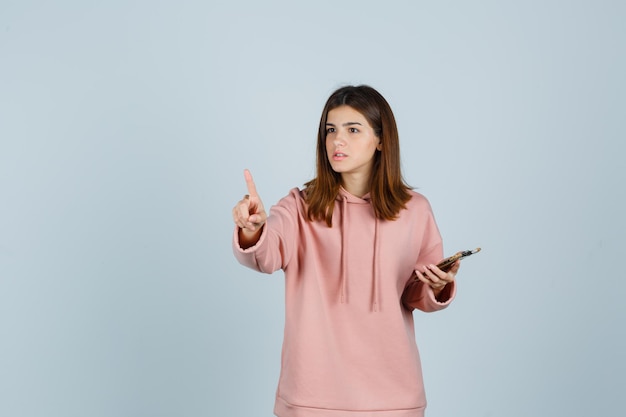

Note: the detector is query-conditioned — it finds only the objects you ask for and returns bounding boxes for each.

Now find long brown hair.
[304,85,412,226]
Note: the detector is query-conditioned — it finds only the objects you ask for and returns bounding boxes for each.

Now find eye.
[349,127,359,133]
[326,127,336,134]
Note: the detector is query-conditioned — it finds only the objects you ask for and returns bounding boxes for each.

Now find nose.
[333,131,345,147]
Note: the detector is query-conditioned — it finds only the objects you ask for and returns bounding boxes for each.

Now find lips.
[332,151,347,161]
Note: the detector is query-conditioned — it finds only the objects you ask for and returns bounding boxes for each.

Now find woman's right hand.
[232,169,267,247]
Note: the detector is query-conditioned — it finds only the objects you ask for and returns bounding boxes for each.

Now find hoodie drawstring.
[372,218,380,312]
[340,195,348,304]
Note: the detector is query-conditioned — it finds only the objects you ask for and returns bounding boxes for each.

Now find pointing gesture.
[233,169,267,248]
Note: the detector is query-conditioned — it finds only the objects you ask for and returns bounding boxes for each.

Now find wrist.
[238,226,263,249]
[433,283,452,302]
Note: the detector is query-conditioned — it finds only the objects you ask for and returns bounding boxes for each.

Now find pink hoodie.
[233,187,456,417]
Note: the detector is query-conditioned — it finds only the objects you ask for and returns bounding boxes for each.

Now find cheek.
[325,137,333,152]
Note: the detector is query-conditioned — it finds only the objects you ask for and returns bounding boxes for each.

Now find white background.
[1,1,624,416]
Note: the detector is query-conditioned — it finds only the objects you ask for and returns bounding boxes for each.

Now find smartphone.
[436,247,481,272]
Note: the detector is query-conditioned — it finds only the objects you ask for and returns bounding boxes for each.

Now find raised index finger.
[243,169,259,197]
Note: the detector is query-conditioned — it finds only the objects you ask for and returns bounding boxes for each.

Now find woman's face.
[325,105,381,180]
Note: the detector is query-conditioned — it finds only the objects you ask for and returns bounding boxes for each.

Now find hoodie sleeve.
[401,195,457,312]
[232,188,300,274]
[401,241,457,312]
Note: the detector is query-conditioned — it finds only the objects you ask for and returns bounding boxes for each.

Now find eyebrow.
[325,122,363,127]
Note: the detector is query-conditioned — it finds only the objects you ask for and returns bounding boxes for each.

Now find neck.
[341,174,370,198]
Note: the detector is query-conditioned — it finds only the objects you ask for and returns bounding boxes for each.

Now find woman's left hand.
[415,260,460,298]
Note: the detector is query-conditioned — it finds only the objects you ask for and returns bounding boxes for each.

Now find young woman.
[232,85,460,417]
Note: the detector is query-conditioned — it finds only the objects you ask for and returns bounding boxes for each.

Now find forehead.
[326,105,370,125]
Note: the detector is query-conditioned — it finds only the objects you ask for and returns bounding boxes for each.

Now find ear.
[376,141,382,151]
